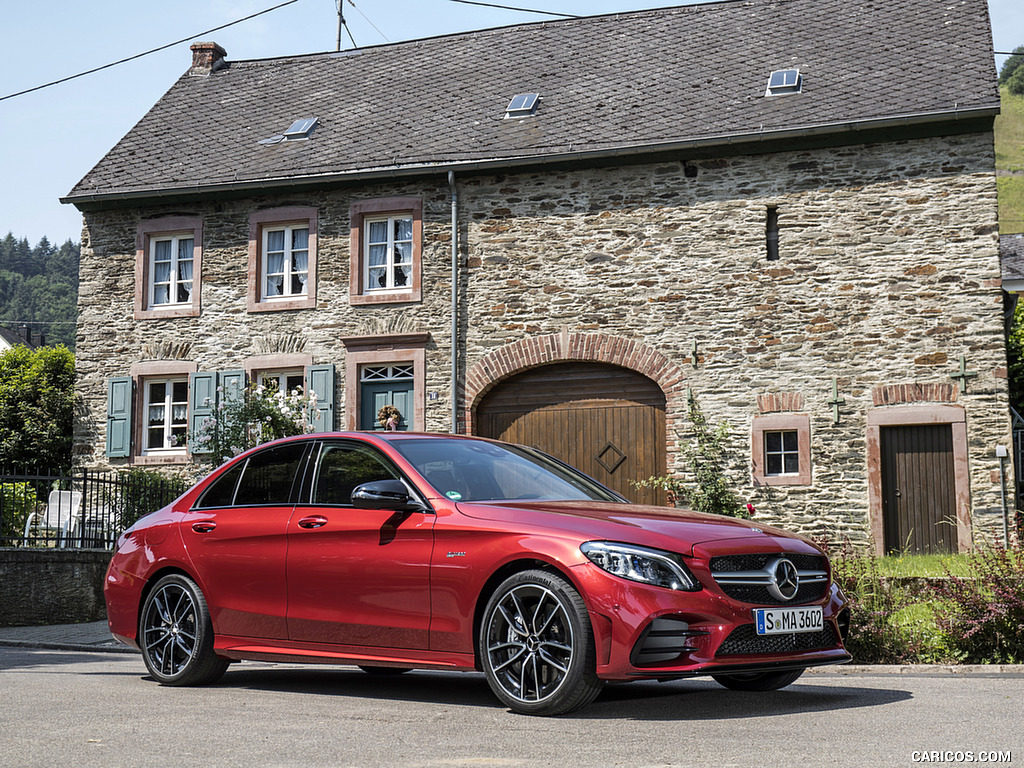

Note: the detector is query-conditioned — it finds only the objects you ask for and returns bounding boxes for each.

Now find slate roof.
[1002,233,1024,285]
[65,0,1000,204]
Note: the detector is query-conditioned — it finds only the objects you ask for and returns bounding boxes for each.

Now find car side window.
[311,443,400,506]
[195,462,245,508]
[233,442,309,506]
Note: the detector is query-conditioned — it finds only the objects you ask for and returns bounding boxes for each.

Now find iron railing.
[0,467,188,550]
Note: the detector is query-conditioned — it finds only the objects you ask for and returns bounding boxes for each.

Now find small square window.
[764,430,800,475]
[752,413,811,486]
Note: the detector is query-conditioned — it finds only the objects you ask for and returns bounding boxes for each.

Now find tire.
[358,666,411,675]
[711,668,805,691]
[139,574,229,686]
[479,569,603,716]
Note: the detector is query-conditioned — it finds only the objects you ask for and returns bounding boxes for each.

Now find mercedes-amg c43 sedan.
[104,432,851,715]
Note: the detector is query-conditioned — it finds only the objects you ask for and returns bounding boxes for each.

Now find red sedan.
[104,433,851,715]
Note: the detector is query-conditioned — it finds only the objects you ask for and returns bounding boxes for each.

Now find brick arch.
[462,330,688,435]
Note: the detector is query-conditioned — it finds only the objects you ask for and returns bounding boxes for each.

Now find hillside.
[996,86,1024,234]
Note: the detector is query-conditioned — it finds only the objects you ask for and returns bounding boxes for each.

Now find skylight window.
[505,93,539,118]
[258,117,320,145]
[765,69,802,97]
[283,117,319,138]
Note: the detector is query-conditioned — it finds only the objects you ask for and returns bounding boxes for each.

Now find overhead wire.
[0,0,301,103]
[447,0,581,18]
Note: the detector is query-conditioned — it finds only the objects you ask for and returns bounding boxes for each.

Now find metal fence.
[0,467,188,550]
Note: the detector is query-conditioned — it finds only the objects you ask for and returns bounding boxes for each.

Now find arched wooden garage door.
[475,363,667,506]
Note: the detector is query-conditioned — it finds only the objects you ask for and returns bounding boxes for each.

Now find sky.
[1,0,1022,247]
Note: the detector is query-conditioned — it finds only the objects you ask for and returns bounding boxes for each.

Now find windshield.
[391,439,624,503]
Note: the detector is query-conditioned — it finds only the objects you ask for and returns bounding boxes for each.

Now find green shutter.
[189,372,218,454]
[106,377,133,458]
[220,370,245,404]
[306,364,335,433]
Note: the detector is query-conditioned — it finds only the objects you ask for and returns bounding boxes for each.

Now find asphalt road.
[1,647,1021,768]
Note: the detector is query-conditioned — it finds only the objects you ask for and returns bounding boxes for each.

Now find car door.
[180,441,310,639]
[286,440,435,649]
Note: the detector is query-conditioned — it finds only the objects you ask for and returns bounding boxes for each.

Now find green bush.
[190,381,315,467]
[830,545,932,663]
[0,481,37,543]
[110,468,190,532]
[930,544,1024,663]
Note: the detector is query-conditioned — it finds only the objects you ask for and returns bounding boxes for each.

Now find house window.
[144,378,189,454]
[263,226,309,299]
[257,369,306,394]
[365,216,413,292]
[248,207,318,312]
[349,198,422,305]
[135,217,203,319]
[764,430,799,475]
[751,413,811,486]
[150,235,194,306]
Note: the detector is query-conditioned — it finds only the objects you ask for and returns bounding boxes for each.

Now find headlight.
[580,541,700,591]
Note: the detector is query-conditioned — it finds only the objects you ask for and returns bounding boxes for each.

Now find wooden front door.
[880,424,957,554]
[475,363,667,505]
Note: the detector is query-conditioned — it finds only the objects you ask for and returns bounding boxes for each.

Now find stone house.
[64,0,1009,554]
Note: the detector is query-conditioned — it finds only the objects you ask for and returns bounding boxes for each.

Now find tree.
[634,394,748,517]
[0,345,75,470]
[999,45,1024,86]
[1008,301,1024,415]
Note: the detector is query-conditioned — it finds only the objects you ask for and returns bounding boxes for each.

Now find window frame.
[349,198,423,305]
[128,361,199,465]
[248,207,318,312]
[751,413,811,486]
[135,217,203,319]
[143,377,190,455]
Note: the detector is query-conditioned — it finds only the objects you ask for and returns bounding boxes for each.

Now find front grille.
[716,623,838,657]
[710,553,826,573]
[710,552,830,605]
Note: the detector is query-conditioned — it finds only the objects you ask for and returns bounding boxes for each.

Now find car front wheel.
[711,668,805,691]
[139,574,228,686]
[480,569,603,716]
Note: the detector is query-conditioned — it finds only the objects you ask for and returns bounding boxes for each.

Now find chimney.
[31,330,45,348]
[189,42,227,76]
[17,324,31,344]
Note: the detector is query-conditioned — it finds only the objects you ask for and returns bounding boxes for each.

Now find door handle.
[297,515,328,529]
[191,521,217,533]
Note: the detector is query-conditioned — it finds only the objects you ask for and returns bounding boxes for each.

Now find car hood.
[455,499,810,556]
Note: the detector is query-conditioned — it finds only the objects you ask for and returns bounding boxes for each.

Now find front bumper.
[572,560,851,681]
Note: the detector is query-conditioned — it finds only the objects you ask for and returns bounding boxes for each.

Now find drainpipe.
[997,445,1010,546]
[449,170,458,434]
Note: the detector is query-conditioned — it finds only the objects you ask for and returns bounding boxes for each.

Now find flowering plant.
[376,404,403,431]
[191,382,318,466]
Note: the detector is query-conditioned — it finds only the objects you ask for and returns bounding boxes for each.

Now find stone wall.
[72,129,1010,549]
[0,549,109,627]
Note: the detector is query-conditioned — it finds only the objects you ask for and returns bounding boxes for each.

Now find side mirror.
[351,479,421,511]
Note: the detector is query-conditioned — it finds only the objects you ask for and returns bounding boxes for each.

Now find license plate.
[754,606,823,635]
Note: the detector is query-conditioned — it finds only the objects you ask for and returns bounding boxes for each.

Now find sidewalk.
[0,620,137,654]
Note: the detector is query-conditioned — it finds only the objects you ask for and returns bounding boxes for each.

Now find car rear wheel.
[711,668,805,691]
[480,569,603,716]
[139,574,228,686]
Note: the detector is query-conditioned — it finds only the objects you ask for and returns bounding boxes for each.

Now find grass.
[872,553,971,578]
[996,86,1024,234]
[995,87,1024,172]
